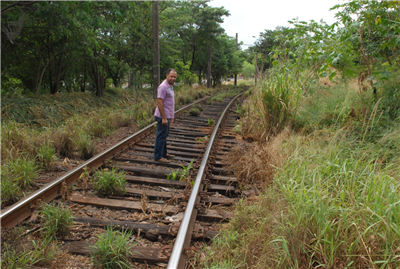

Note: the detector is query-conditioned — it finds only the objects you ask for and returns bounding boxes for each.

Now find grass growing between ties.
[1,227,59,269]
[202,70,400,268]
[92,168,127,196]
[168,160,195,182]
[40,202,74,237]
[91,226,134,269]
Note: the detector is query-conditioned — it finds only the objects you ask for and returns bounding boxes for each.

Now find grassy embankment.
[202,70,400,268]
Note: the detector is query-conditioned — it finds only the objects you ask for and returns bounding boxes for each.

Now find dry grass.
[225,128,291,190]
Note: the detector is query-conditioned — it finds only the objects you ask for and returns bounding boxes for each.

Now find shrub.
[92,168,127,196]
[91,227,134,269]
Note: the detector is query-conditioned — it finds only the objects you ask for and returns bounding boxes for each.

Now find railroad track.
[1,91,245,268]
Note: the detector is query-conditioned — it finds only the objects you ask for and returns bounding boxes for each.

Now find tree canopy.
[1,0,242,97]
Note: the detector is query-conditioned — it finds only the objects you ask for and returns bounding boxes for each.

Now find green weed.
[87,117,109,138]
[260,69,302,135]
[1,234,58,268]
[92,168,127,196]
[1,243,37,269]
[0,173,20,205]
[167,160,195,182]
[77,133,95,160]
[36,143,56,170]
[91,226,134,269]
[207,118,215,126]
[40,202,73,237]
[3,155,38,189]
[189,107,201,116]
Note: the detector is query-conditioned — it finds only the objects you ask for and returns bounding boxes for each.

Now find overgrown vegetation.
[205,71,400,268]
[203,1,400,267]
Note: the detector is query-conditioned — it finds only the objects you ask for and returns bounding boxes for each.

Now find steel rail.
[1,97,209,229]
[167,92,243,269]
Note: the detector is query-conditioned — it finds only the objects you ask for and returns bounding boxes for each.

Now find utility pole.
[234,33,238,86]
[255,51,258,85]
[152,1,160,99]
[207,46,212,88]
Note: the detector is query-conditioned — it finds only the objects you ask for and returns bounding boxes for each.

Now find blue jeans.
[154,116,170,160]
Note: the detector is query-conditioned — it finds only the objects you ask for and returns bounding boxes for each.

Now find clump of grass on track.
[91,226,134,269]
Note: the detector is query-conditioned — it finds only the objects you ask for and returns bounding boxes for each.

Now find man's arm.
[157,98,168,126]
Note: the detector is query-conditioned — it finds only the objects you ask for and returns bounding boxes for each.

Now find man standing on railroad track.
[154,68,177,162]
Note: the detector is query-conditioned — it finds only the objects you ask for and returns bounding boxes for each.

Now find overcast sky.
[208,0,342,49]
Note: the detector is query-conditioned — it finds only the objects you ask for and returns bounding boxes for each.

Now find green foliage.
[3,155,38,189]
[91,226,134,269]
[167,169,183,181]
[175,61,197,84]
[1,234,58,269]
[36,143,56,170]
[1,74,25,97]
[40,202,73,237]
[1,242,36,269]
[92,168,127,196]
[240,61,255,80]
[167,160,194,182]
[1,1,236,96]
[1,223,59,269]
[0,172,20,205]
[189,107,200,116]
[378,71,400,119]
[207,118,215,126]
[52,129,76,158]
[261,70,302,135]
[293,83,358,131]
[76,133,96,160]
[189,105,202,116]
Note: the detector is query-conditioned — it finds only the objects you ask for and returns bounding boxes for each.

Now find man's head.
[166,68,177,86]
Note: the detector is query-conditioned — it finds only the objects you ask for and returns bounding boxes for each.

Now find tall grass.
[239,69,302,140]
[260,70,302,135]
[203,72,400,268]
[271,134,400,267]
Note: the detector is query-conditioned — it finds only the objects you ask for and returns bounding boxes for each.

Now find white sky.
[208,0,342,49]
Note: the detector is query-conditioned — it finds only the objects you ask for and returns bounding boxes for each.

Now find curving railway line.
[1,91,247,268]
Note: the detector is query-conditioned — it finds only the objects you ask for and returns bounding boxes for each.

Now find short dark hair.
[166,68,177,75]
